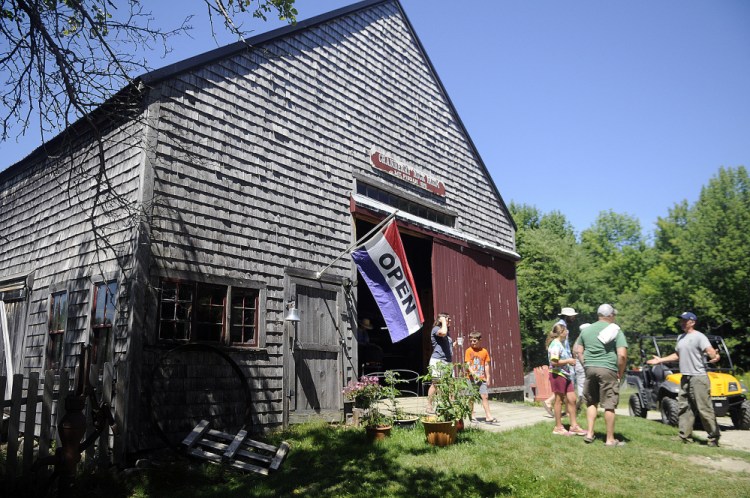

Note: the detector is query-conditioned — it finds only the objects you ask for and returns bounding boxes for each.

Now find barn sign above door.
[369,147,446,197]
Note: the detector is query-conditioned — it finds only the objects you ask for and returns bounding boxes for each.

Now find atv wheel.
[730,400,750,430]
[629,394,647,418]
[660,397,679,426]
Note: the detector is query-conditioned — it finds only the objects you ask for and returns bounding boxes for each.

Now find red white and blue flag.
[351,220,424,343]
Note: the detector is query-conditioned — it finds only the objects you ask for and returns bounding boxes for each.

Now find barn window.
[91,281,118,372]
[356,183,456,226]
[46,291,67,371]
[158,280,261,347]
[230,288,259,347]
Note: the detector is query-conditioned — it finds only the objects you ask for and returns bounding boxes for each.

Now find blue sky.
[3,0,749,237]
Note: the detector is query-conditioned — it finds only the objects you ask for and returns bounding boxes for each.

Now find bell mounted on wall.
[284,301,300,322]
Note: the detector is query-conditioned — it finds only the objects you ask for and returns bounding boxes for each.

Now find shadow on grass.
[242,424,512,498]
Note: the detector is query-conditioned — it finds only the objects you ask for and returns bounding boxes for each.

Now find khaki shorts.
[583,366,620,410]
[429,358,449,378]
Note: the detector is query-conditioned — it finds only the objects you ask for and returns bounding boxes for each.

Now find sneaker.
[568,426,588,436]
[552,427,572,436]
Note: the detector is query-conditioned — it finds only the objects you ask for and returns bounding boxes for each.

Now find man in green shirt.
[574,304,628,446]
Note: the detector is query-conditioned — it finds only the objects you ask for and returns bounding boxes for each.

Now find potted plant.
[383,371,418,429]
[419,362,480,445]
[342,375,397,441]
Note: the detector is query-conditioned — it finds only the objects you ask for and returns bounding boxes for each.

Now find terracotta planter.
[422,419,458,446]
[365,425,392,442]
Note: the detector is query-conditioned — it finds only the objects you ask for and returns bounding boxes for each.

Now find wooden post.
[38,370,55,466]
[22,372,39,473]
[113,361,128,466]
[6,374,23,486]
[56,369,70,446]
[98,363,114,468]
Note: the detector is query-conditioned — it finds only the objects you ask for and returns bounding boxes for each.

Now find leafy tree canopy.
[512,167,750,370]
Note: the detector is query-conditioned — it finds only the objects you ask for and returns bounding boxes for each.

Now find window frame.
[157,276,265,349]
[46,288,68,371]
[90,279,118,374]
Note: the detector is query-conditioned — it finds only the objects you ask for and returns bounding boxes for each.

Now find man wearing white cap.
[543,308,578,416]
[647,311,720,446]
[574,304,628,446]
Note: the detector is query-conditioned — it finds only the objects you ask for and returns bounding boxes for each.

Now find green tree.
[580,210,649,296]
[671,167,750,363]
[510,202,592,368]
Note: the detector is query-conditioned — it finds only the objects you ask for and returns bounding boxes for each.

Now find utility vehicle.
[626,335,750,430]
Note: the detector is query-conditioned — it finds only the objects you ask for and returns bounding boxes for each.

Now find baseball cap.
[597,304,617,317]
[677,311,697,321]
[559,307,578,317]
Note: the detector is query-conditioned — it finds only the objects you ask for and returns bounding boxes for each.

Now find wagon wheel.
[147,343,253,449]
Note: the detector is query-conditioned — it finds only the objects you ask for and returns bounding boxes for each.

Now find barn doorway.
[354,218,433,390]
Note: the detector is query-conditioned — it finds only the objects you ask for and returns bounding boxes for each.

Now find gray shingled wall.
[0,118,144,373]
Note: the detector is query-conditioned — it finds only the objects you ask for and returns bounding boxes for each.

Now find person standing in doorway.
[544,307,578,416]
[574,304,628,446]
[426,313,456,414]
[356,318,383,375]
[647,311,721,446]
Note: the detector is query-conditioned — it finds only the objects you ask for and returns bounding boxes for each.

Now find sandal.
[605,439,625,447]
[583,436,595,444]
[543,404,553,417]
[485,418,498,423]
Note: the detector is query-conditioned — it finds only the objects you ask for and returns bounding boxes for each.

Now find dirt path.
[618,410,750,453]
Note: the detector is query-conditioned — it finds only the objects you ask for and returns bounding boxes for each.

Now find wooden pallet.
[181,420,290,475]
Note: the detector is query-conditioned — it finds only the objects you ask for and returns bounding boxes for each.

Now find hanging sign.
[351,220,424,343]
[369,147,446,197]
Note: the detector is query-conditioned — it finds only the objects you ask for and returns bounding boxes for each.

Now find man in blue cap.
[647,311,721,446]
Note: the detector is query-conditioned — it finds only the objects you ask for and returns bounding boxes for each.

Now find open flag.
[351,220,424,343]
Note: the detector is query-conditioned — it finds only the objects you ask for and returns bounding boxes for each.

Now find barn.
[0,0,522,455]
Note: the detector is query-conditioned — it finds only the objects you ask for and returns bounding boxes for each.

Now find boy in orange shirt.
[465,330,497,423]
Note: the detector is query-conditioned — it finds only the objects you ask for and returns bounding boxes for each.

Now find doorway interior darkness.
[354,218,434,386]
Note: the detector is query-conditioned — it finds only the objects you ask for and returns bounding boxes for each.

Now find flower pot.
[366,425,392,442]
[393,417,419,429]
[455,419,465,432]
[422,419,458,446]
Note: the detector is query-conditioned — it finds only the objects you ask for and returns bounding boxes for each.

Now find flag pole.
[315,210,399,280]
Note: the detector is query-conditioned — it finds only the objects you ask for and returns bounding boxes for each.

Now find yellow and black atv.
[626,335,750,430]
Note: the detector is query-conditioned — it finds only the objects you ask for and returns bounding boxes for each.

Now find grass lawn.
[65,413,750,498]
